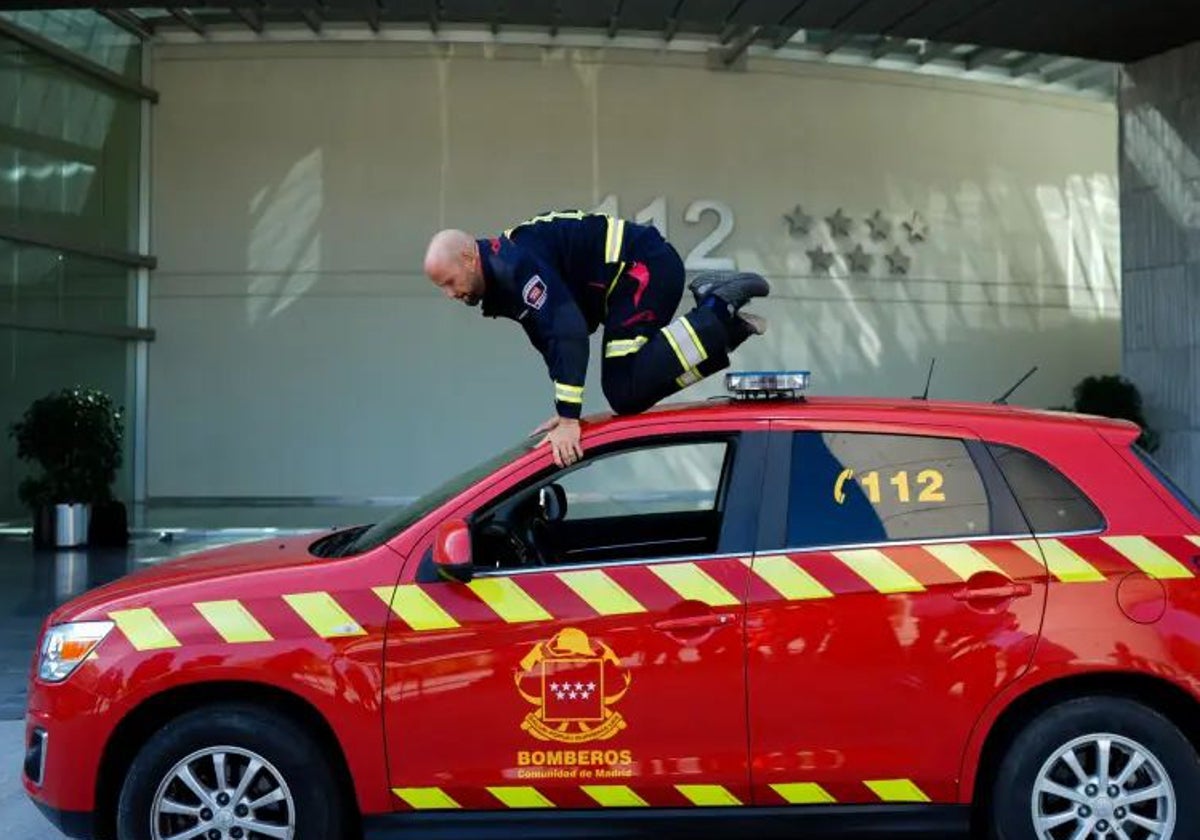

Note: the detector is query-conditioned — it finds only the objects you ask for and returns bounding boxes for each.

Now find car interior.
[467,438,737,571]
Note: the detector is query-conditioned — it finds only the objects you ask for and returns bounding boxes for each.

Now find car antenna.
[913,357,936,400]
[994,365,1038,405]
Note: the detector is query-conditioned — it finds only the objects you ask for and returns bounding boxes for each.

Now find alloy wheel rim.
[150,745,295,840]
[1032,732,1175,840]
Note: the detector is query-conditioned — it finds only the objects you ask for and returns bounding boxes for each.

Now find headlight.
[39,621,113,683]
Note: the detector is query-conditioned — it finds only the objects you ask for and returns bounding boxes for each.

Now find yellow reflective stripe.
[487,786,555,808]
[557,570,646,615]
[676,368,702,387]
[661,324,689,371]
[664,319,707,369]
[467,578,553,623]
[605,337,648,358]
[393,787,461,809]
[923,543,1006,580]
[110,608,181,651]
[1103,536,1194,579]
[604,261,626,309]
[1189,535,1200,548]
[282,592,366,638]
[554,382,584,404]
[749,555,834,600]
[650,562,739,606]
[834,549,925,594]
[865,779,930,802]
[605,217,625,261]
[680,317,709,365]
[194,600,272,643]
[771,783,837,804]
[374,585,460,631]
[1016,539,1105,583]
[507,209,589,237]
[675,785,741,806]
[582,785,648,807]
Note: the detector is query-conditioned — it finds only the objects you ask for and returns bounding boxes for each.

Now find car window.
[987,443,1104,535]
[787,432,991,549]
[557,442,728,519]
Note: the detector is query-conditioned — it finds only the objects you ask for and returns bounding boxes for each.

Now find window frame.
[758,424,1031,554]
[415,428,770,580]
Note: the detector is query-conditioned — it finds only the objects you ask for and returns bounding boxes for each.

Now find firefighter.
[423,211,769,467]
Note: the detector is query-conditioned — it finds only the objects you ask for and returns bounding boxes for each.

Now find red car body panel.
[21,398,1200,829]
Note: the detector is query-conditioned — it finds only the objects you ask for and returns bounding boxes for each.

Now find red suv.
[23,376,1200,840]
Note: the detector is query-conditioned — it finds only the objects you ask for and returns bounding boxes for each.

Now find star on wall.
[783,204,813,236]
[885,247,912,276]
[903,211,928,243]
[847,243,872,274]
[826,208,853,238]
[866,209,891,241]
[807,245,834,274]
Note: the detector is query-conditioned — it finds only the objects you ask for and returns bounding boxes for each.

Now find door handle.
[653,613,734,632]
[953,582,1032,601]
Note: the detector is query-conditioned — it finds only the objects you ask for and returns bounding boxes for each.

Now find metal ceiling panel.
[826,0,936,33]
[4,0,1195,63]
[886,0,997,41]
[723,0,799,27]
[619,0,680,30]
[780,0,870,31]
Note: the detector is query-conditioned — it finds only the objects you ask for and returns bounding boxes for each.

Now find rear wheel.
[990,696,1200,840]
[116,703,349,840]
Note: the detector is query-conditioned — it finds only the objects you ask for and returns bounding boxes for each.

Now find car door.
[381,422,767,813]
[746,423,1047,807]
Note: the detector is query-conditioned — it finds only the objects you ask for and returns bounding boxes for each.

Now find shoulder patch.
[523,275,548,310]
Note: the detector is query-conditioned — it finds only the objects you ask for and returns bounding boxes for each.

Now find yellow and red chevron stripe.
[391,778,934,809]
[103,535,1199,651]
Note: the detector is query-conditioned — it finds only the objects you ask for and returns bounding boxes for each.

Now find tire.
[990,696,1200,840]
[116,703,349,840]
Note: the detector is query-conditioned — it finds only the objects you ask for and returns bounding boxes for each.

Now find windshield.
[340,436,539,555]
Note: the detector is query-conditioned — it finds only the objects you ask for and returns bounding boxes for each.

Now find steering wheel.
[519,484,567,567]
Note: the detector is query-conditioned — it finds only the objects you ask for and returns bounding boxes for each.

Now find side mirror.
[432,518,473,582]
[539,484,567,523]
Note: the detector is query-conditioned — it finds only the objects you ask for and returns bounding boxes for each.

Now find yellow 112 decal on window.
[833,468,946,505]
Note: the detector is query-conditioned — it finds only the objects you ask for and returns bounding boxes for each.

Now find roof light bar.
[726,370,811,400]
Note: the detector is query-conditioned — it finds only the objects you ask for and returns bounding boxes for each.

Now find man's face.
[428,250,485,307]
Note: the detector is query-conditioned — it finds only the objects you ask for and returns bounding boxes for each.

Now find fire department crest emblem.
[515,628,631,743]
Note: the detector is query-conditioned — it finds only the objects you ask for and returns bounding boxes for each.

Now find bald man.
[425,211,768,467]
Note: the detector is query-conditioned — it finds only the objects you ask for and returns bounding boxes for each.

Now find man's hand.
[540,418,583,468]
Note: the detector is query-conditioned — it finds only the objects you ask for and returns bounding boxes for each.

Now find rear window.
[987,444,1104,534]
[1133,446,1200,522]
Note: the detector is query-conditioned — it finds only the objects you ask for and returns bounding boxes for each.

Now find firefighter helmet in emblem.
[515,628,631,743]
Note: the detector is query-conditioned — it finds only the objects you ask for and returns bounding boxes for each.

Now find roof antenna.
[913,357,936,400]
[994,365,1038,405]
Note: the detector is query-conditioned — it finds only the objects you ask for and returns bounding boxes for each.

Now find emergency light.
[726,370,810,400]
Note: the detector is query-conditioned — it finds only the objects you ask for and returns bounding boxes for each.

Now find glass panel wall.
[0,32,141,251]
[0,13,143,525]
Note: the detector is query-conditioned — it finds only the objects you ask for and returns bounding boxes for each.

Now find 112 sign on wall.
[591,195,736,271]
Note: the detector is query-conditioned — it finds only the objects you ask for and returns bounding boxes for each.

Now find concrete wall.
[148,41,1119,506]
[1120,40,1200,500]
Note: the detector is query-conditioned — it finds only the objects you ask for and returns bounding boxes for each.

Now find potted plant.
[1070,374,1160,453]
[9,386,127,549]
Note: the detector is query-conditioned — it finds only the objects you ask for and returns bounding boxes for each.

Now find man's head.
[424,229,485,306]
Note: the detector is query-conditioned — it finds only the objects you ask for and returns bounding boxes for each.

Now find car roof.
[582,395,1142,438]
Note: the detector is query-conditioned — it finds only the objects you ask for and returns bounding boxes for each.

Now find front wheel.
[990,696,1200,840]
[116,703,349,840]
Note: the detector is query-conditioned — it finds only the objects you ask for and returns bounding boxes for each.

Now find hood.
[50,532,332,623]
